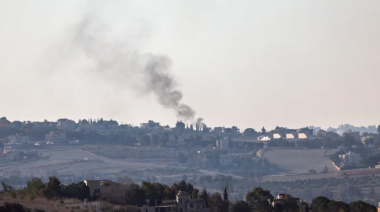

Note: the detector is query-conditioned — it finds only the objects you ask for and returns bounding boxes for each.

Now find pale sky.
[1,0,380,130]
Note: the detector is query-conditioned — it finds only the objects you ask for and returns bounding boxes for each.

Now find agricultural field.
[263,148,338,175]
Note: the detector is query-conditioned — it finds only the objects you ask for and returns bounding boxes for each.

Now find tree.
[160,133,170,147]
[171,180,194,195]
[377,125,380,134]
[1,181,14,192]
[274,194,299,212]
[243,128,257,137]
[349,200,377,212]
[40,176,61,199]
[312,196,330,212]
[191,188,199,199]
[232,200,250,212]
[223,187,228,201]
[328,200,349,212]
[139,134,151,146]
[175,121,185,130]
[245,187,274,212]
[208,192,224,212]
[200,188,209,207]
[261,127,266,134]
[125,184,146,206]
[61,182,90,200]
[26,177,44,197]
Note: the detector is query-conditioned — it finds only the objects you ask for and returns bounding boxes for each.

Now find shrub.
[10,192,17,199]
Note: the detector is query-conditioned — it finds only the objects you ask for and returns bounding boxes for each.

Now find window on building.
[179,199,182,203]
[190,204,194,208]
[180,209,183,212]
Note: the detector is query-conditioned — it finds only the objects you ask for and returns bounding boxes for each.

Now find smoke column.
[66,15,196,121]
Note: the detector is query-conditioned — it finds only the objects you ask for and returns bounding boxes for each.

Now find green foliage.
[232,200,250,212]
[328,200,349,212]
[199,187,208,206]
[208,192,223,212]
[312,196,331,212]
[61,182,90,200]
[38,176,61,199]
[245,187,274,212]
[349,200,377,212]
[191,188,199,199]
[1,181,14,192]
[26,177,44,197]
[362,153,380,167]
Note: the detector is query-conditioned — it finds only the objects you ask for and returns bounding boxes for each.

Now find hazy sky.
[1,0,380,130]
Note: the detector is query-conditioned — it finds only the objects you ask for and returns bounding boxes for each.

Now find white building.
[216,137,230,150]
[273,133,281,140]
[257,135,271,141]
[339,151,361,165]
[298,133,308,139]
[7,135,30,144]
[286,134,295,140]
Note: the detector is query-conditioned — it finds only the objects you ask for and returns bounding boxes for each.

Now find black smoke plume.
[67,15,196,121]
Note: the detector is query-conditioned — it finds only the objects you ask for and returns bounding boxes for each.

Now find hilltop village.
[1,117,380,207]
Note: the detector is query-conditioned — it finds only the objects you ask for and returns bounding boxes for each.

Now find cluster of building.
[82,180,209,212]
[74,179,306,212]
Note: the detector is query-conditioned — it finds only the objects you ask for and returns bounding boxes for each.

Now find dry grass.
[0,193,81,212]
[264,149,337,174]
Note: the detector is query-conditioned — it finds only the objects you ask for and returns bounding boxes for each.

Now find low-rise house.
[45,131,66,143]
[297,133,308,139]
[339,151,361,166]
[84,180,127,203]
[286,134,295,140]
[7,134,30,144]
[138,191,209,212]
[216,137,230,150]
[213,127,224,133]
[257,135,271,141]
[273,133,281,140]
[273,193,301,208]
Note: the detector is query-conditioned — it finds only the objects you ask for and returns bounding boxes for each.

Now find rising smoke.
[67,15,197,121]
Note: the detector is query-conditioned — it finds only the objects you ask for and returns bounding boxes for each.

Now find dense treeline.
[1,176,90,200]
[1,175,378,212]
